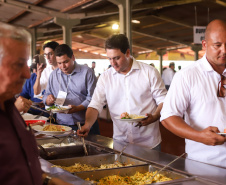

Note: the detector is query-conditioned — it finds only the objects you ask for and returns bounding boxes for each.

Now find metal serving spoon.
[146,152,186,184]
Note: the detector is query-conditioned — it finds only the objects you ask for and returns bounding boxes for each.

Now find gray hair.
[0,22,31,64]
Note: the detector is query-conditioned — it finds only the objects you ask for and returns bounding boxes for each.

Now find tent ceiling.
[0,0,226,59]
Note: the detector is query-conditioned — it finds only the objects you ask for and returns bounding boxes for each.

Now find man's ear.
[202,40,207,51]
[72,54,75,61]
[126,49,130,57]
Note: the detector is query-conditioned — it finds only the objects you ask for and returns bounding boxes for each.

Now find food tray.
[48,153,147,173]
[36,138,109,159]
[76,164,194,184]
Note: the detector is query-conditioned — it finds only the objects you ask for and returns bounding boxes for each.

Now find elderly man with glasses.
[160,19,226,168]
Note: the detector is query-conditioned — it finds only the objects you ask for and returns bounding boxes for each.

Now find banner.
[193,26,206,44]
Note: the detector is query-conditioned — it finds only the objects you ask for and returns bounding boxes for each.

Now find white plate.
[217,133,226,136]
[22,113,48,121]
[45,105,71,113]
[32,124,72,135]
[115,115,147,122]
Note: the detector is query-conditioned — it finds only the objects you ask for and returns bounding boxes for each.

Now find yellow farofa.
[90,171,172,185]
[53,162,132,173]
[43,125,65,131]
[129,114,145,119]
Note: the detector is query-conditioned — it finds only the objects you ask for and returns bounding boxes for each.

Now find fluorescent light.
[132,20,140,24]
[112,23,119,30]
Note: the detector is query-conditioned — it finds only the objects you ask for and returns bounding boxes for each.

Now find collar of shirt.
[112,57,140,75]
[202,53,226,77]
[201,53,217,72]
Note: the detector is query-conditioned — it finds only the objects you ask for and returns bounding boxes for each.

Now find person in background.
[161,62,175,90]
[0,22,71,185]
[19,54,48,116]
[77,34,167,149]
[91,61,96,74]
[33,41,59,96]
[150,63,155,68]
[161,19,226,167]
[43,44,100,134]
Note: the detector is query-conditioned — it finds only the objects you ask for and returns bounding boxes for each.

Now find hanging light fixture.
[112,23,119,30]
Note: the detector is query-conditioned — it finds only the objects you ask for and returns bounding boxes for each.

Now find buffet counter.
[39,135,226,185]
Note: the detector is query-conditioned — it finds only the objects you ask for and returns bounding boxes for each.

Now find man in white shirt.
[160,19,226,167]
[161,62,175,90]
[33,41,59,96]
[77,34,167,149]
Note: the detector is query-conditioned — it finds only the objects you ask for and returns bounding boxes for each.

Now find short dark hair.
[43,41,59,51]
[54,44,73,58]
[105,34,130,54]
[169,62,175,67]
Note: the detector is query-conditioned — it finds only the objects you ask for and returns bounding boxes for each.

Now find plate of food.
[31,124,72,135]
[115,112,147,122]
[45,105,71,113]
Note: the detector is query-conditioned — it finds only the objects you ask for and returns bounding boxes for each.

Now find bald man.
[160,19,226,167]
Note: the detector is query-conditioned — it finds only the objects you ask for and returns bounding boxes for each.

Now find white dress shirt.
[162,68,175,86]
[161,54,226,167]
[89,58,167,148]
[34,65,54,97]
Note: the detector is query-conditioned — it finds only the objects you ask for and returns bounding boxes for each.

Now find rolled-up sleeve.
[88,73,107,114]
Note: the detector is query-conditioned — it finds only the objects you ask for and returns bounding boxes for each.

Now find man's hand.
[67,105,86,114]
[199,126,226,146]
[46,95,56,105]
[15,96,32,113]
[77,124,91,137]
[138,113,158,127]
[36,63,45,78]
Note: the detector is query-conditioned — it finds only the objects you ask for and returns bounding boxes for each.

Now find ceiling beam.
[132,30,189,46]
[0,0,85,19]
[215,0,226,7]
[133,0,203,9]
[6,0,45,23]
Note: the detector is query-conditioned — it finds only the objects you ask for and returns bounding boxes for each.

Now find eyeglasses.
[43,52,53,58]
[217,75,226,97]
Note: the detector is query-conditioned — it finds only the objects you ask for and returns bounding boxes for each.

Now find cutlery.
[77,122,88,156]
[115,143,129,162]
[146,152,186,184]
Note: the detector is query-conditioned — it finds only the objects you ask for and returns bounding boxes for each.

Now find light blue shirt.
[43,62,97,125]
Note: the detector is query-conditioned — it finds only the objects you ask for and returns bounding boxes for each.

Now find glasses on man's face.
[43,52,53,58]
[217,75,226,97]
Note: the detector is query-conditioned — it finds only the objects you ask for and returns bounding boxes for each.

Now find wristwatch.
[43,175,52,185]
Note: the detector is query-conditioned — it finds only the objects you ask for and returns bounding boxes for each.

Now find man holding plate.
[43,44,100,134]
[77,34,167,149]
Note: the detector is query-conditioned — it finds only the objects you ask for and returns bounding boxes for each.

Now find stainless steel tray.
[48,153,147,173]
[36,138,109,160]
[76,164,194,184]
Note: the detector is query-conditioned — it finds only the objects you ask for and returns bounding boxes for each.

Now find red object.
[224,128,226,133]
[25,120,46,126]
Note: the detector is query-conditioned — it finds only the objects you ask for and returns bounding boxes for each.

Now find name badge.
[55,90,67,106]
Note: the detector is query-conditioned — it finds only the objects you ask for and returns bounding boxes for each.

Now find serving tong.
[77,122,88,156]
[30,105,54,120]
